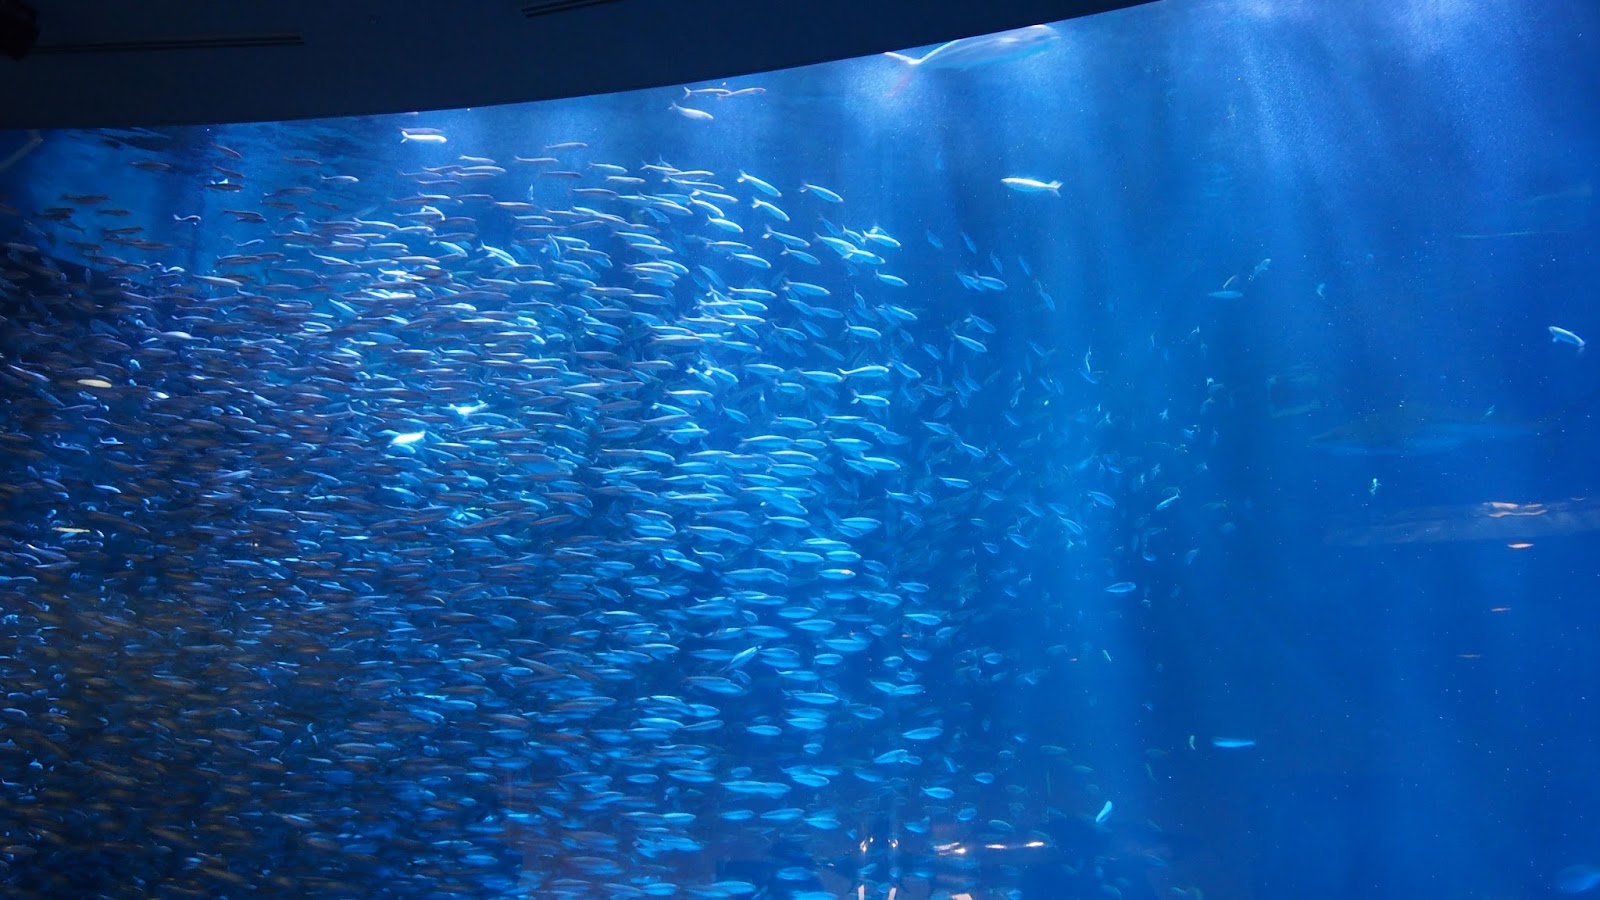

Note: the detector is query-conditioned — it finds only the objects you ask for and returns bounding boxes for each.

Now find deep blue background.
[2,0,1598,897]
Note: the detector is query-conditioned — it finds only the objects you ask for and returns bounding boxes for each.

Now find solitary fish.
[884,24,1061,70]
[400,129,447,144]
[1550,325,1586,354]
[1002,177,1062,195]
[670,103,715,122]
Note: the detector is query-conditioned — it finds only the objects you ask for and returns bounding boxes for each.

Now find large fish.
[1310,405,1542,456]
[1324,496,1600,547]
[1454,179,1594,240]
[883,24,1061,70]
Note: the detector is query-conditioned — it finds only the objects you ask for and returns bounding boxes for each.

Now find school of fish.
[0,118,1226,900]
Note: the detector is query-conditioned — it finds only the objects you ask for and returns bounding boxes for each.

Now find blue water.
[1,1,1598,898]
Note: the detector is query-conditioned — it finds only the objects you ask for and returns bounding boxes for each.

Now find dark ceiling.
[0,0,1154,130]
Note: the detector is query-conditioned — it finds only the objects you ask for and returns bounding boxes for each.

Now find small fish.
[737,171,781,197]
[723,646,759,671]
[670,103,715,121]
[0,125,1261,900]
[751,198,789,221]
[1549,325,1586,353]
[1211,737,1256,749]
[800,183,844,203]
[1001,177,1062,195]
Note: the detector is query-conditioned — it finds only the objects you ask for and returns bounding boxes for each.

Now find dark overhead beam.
[0,0,1155,130]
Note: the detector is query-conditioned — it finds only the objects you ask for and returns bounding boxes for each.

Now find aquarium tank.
[2,0,1599,897]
